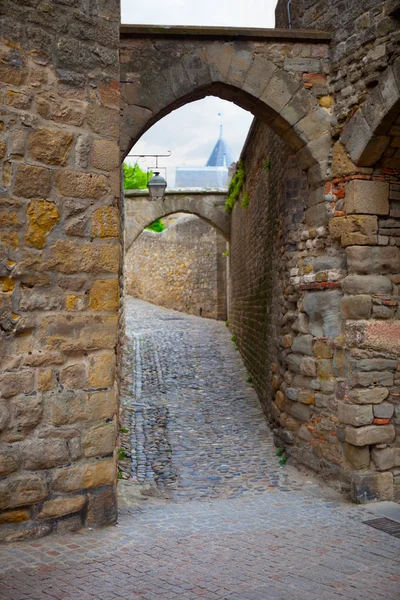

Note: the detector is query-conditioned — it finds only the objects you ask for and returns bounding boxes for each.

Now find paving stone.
[0,299,399,599]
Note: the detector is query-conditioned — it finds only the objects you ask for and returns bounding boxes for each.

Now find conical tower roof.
[206,126,235,167]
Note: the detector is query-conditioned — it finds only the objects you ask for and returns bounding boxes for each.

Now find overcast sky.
[121,1,278,187]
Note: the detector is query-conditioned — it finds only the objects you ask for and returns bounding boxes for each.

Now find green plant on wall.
[225,160,245,211]
[123,162,152,190]
[146,219,165,233]
[123,163,164,233]
[263,158,271,172]
[241,190,250,209]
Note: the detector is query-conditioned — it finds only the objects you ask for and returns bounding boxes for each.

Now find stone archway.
[124,190,230,251]
[120,25,332,189]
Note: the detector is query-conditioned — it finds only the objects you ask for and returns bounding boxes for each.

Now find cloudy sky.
[121,1,278,186]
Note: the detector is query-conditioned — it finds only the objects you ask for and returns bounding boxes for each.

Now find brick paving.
[0,298,399,599]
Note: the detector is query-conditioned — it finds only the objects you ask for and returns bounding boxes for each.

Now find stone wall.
[227,1,400,501]
[276,0,400,170]
[230,116,400,499]
[125,215,228,320]
[0,0,121,539]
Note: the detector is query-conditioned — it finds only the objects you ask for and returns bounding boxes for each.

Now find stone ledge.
[120,25,332,42]
[124,188,228,197]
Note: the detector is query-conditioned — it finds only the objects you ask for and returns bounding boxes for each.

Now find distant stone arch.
[341,57,400,167]
[125,190,230,251]
[120,26,332,188]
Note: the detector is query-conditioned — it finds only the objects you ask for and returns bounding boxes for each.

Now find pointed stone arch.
[120,26,332,188]
[341,57,400,167]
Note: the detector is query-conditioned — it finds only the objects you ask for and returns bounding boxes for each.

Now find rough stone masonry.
[125,215,228,320]
[0,0,400,540]
[0,0,122,540]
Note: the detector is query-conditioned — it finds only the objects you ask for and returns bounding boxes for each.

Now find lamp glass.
[148,171,167,200]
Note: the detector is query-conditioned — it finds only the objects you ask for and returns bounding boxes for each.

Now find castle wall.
[125,216,227,321]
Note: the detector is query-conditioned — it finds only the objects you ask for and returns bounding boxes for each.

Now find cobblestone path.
[0,298,399,600]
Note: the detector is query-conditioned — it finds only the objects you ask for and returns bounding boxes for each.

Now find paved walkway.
[0,298,399,600]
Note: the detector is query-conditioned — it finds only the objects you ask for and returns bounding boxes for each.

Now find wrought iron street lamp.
[126,151,171,201]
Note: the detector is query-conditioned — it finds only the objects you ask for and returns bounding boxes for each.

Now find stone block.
[52,458,115,493]
[312,339,333,359]
[0,474,47,510]
[300,357,317,377]
[8,130,25,156]
[38,495,86,520]
[337,402,373,426]
[28,129,73,166]
[261,69,300,114]
[297,390,314,405]
[295,108,331,143]
[12,394,43,429]
[50,389,87,426]
[340,295,372,319]
[91,206,120,238]
[286,354,302,373]
[85,485,117,528]
[89,279,119,311]
[22,439,69,470]
[350,472,393,503]
[373,402,394,419]
[292,334,313,355]
[329,215,378,246]
[346,246,400,274]
[345,424,395,446]
[348,387,389,405]
[83,421,116,458]
[0,445,20,476]
[298,424,312,441]
[344,180,389,215]
[303,290,342,339]
[0,510,30,524]
[284,58,321,72]
[242,55,277,99]
[91,139,119,171]
[350,358,398,372]
[45,240,120,274]
[344,443,370,469]
[86,390,117,421]
[371,447,400,471]
[60,364,87,389]
[13,164,51,198]
[331,142,358,178]
[346,319,400,354]
[88,351,116,388]
[285,388,299,401]
[20,288,63,311]
[349,370,394,387]
[275,390,286,411]
[342,275,393,295]
[372,305,394,319]
[40,314,118,353]
[0,404,10,432]
[75,134,91,168]
[0,371,34,398]
[305,202,329,227]
[55,170,108,199]
[25,200,60,249]
[286,400,312,421]
[86,103,119,138]
[56,514,83,533]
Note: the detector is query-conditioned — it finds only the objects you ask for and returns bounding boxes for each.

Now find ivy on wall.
[225,161,245,211]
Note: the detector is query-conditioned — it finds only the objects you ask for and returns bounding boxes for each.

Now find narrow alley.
[0,299,399,600]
